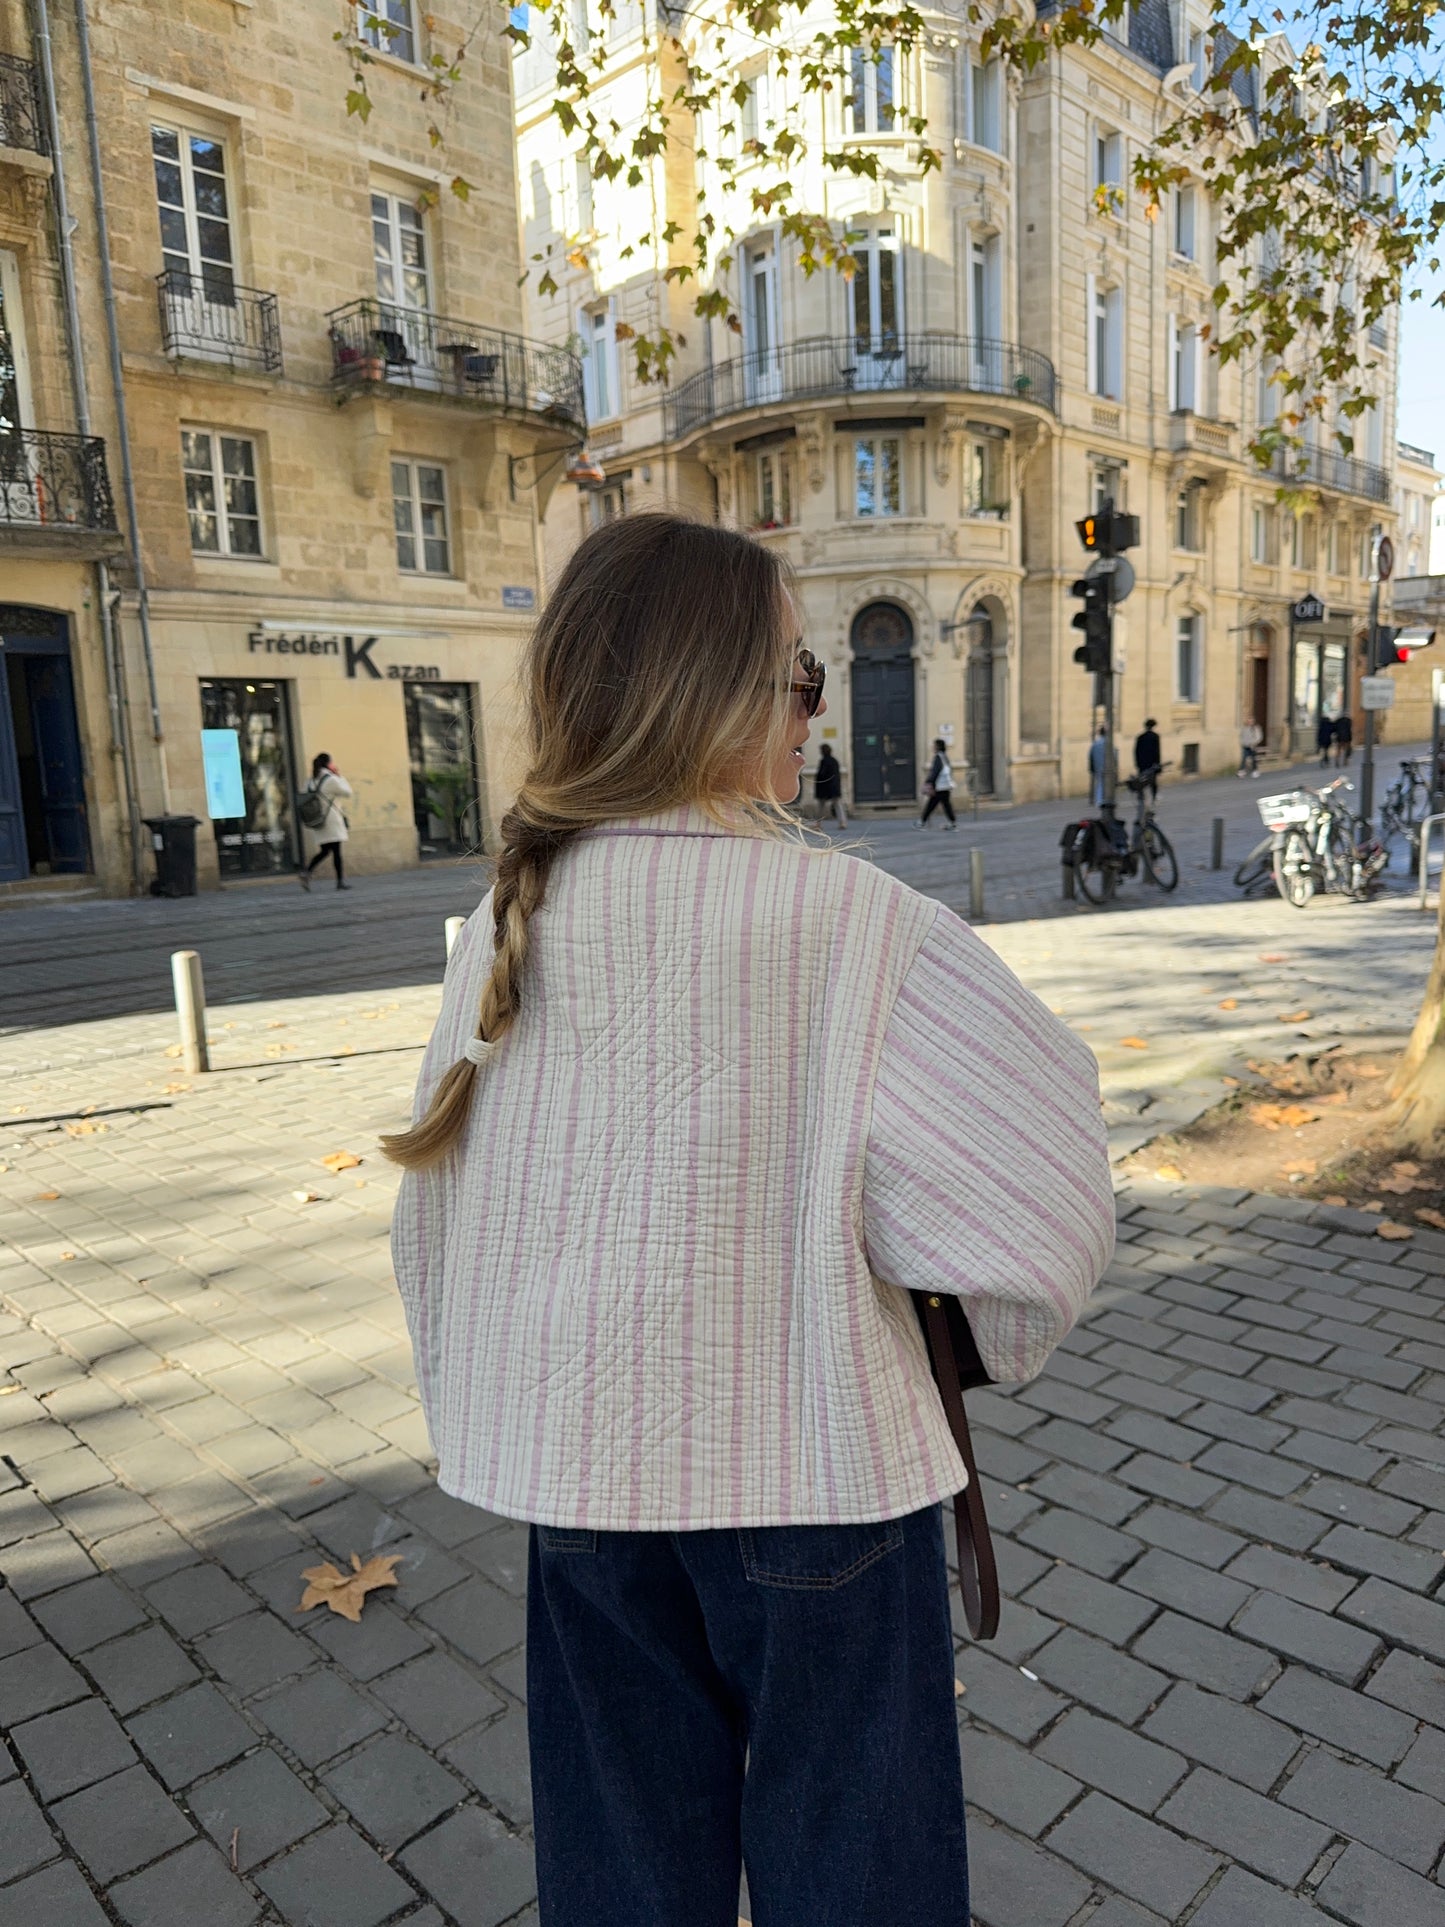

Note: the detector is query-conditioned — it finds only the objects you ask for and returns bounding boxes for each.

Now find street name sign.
[1360,676,1397,710]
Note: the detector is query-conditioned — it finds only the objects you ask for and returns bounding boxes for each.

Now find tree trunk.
[1390,883,1445,1149]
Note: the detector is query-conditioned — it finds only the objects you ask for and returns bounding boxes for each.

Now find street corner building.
[0,0,581,896]
[514,0,1407,809]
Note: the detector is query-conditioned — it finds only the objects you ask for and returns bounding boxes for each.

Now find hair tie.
[462,1035,498,1066]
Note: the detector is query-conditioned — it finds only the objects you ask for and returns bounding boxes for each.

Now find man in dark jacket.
[813,743,847,827]
[1317,712,1335,766]
[1333,709,1354,765]
[1133,719,1162,800]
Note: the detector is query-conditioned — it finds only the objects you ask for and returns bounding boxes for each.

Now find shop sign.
[247,630,440,681]
[1291,594,1325,624]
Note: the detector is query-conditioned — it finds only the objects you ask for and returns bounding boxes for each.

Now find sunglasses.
[789,647,826,718]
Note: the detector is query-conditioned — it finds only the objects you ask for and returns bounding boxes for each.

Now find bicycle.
[1263,778,1387,908]
[1379,756,1432,860]
[1063,763,1178,903]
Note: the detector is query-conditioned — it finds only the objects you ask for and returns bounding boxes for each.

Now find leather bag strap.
[920,1293,1000,1642]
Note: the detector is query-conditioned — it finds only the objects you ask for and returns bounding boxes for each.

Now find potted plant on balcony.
[333,337,384,383]
[1013,371,1033,395]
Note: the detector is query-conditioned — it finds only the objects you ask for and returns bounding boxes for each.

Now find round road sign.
[1086,555,1136,605]
[1377,535,1394,581]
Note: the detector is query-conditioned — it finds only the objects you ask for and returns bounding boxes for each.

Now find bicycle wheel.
[1141,823,1179,891]
[1233,835,1276,895]
[1074,828,1116,903]
[1273,830,1316,908]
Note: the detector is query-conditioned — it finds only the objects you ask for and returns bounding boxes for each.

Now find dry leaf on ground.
[1416,1208,1445,1231]
[1119,1038,1149,1050]
[1218,999,1239,1011]
[1221,1076,1241,1089]
[163,1082,190,1095]
[1392,1160,1421,1178]
[163,1044,184,1058]
[291,1189,322,1205]
[1322,1194,1348,1206]
[296,1552,403,1623]
[320,1152,362,1174]
[1317,1092,1349,1107]
[1155,1165,1184,1181]
[1249,1102,1317,1131]
[64,1120,107,1137]
[34,1190,59,1201]
[1362,1200,1386,1212]
[1376,1175,1422,1195]
[1355,1063,1385,1079]
[1377,1221,1415,1240]
[1282,1159,1317,1177]
[1277,1010,1313,1024]
[1259,952,1289,963]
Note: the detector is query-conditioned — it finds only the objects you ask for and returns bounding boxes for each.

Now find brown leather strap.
[921,1294,1000,1642]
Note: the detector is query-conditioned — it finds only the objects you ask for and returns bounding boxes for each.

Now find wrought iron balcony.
[0,52,45,157]
[326,298,585,432]
[1270,442,1390,503]
[664,334,1058,441]
[0,430,118,540]
[156,269,282,374]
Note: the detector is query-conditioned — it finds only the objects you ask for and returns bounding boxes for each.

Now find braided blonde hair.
[381,512,798,1171]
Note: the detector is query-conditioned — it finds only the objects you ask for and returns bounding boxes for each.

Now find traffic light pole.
[1360,564,1383,825]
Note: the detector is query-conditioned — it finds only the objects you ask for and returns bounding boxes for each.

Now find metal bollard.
[444,915,466,959]
[969,847,985,923]
[1210,817,1224,870]
[170,950,209,1075]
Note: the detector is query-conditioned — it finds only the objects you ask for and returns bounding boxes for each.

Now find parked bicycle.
[1062,763,1179,904]
[1379,756,1433,860]
[1259,778,1387,908]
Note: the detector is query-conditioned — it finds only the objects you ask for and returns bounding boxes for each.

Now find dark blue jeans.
[526,1503,968,1926]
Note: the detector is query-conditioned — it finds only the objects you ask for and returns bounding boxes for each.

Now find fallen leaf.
[1354,1063,1385,1079]
[1376,1175,1422,1195]
[1282,1159,1317,1177]
[266,1022,288,1030]
[291,1189,322,1204]
[1377,1221,1415,1240]
[1119,1037,1149,1050]
[954,1678,965,1698]
[1259,952,1289,962]
[1362,1200,1385,1213]
[1221,1075,1241,1088]
[1322,1194,1348,1207]
[320,1152,362,1174]
[34,1190,59,1201]
[1155,1165,1184,1181]
[1218,998,1238,1011]
[1317,1092,1349,1106]
[1392,1160,1421,1178]
[1416,1208,1445,1231]
[163,1082,190,1095]
[1277,1010,1313,1024]
[58,1250,75,1261]
[64,1120,107,1137]
[296,1551,403,1623]
[1250,1102,1317,1131]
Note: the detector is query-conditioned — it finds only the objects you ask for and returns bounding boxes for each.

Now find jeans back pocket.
[737,1519,905,1590]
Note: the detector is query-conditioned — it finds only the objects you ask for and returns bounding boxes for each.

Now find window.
[182,430,262,557]
[392,460,450,574]
[1087,276,1122,398]
[1175,481,1203,551]
[964,436,1006,515]
[1257,356,1280,425]
[849,46,895,133]
[1173,184,1197,260]
[1325,520,1342,574]
[852,227,901,356]
[1359,528,1375,580]
[1251,503,1273,564]
[854,436,902,516]
[1094,129,1123,197]
[372,191,429,311]
[580,302,619,420]
[755,449,793,527]
[1176,614,1202,703]
[1168,316,1197,412]
[357,0,416,63]
[1187,27,1208,90]
[1092,463,1124,514]
[1363,401,1384,468]
[152,125,235,302]
[1300,513,1317,569]
[740,64,773,149]
[574,155,594,231]
[969,234,1001,342]
[1285,513,1299,568]
[587,479,627,529]
[969,58,1002,152]
[745,243,779,369]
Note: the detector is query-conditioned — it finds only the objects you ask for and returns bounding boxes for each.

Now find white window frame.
[1087,274,1122,399]
[574,154,594,232]
[391,458,451,575]
[1251,503,1274,565]
[0,247,35,432]
[1188,26,1208,90]
[1094,127,1124,197]
[1174,481,1202,552]
[580,301,620,421]
[371,189,431,313]
[740,62,773,151]
[964,436,1007,517]
[744,240,781,400]
[1092,464,1124,515]
[182,428,263,559]
[1168,315,1197,413]
[755,448,793,527]
[849,45,896,135]
[1173,183,1197,260]
[854,435,902,517]
[1176,614,1202,704]
[969,56,1002,153]
[357,0,417,64]
[851,227,903,380]
[152,121,237,296]
[586,478,627,529]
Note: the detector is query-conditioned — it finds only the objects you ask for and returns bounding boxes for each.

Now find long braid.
[380,802,577,1169]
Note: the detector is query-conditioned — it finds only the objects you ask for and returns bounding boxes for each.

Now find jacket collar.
[588,802,770,841]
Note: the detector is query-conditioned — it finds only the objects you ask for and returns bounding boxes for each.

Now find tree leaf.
[1377,1221,1415,1240]
[296,1552,403,1623]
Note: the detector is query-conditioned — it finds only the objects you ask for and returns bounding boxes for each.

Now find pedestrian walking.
[385,513,1114,1927]
[1090,723,1111,806]
[1334,709,1354,766]
[813,741,847,827]
[1133,718,1161,800]
[918,737,958,827]
[298,753,352,891]
[1238,717,1263,777]
[1317,711,1335,766]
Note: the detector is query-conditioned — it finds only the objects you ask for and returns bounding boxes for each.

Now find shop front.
[1289,605,1355,751]
[0,604,91,884]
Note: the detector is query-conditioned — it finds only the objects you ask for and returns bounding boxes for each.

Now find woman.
[813,739,846,827]
[387,514,1113,1927]
[919,737,957,828]
[299,752,351,891]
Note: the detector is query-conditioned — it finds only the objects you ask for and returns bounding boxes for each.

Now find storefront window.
[199,678,297,876]
[405,680,480,857]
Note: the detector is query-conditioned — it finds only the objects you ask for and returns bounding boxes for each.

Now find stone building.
[514,0,1400,806]
[0,0,576,895]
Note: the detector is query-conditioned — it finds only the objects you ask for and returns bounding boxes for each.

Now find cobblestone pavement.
[3,825,1445,1922]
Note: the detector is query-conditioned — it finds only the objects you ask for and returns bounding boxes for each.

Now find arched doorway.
[965,604,996,797]
[1247,623,1272,747]
[850,601,916,802]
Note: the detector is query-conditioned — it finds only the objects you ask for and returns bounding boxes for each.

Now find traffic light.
[1367,626,1436,668]
[1071,576,1112,673]
[1075,504,1140,556]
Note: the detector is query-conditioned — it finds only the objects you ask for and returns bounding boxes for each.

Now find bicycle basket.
[1257,791,1313,830]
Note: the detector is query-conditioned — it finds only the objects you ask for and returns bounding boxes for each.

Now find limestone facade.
[1,0,569,895]
[515,0,1401,806]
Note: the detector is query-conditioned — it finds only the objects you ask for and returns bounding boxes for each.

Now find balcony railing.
[665,334,1058,441]
[0,430,118,536]
[156,268,282,374]
[326,299,585,432]
[1271,443,1390,503]
[0,53,45,157]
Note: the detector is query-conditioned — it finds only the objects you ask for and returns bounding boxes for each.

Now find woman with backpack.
[918,737,958,828]
[298,753,352,890]
[384,513,1113,1926]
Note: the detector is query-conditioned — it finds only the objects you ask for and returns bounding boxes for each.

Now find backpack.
[297,777,330,830]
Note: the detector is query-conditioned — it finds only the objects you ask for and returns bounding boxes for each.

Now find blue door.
[0,607,91,879]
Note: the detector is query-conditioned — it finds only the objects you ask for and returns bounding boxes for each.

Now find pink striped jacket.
[392,806,1114,1531]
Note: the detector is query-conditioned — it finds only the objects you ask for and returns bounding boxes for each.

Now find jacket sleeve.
[327,775,353,799]
[862,905,1115,1383]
